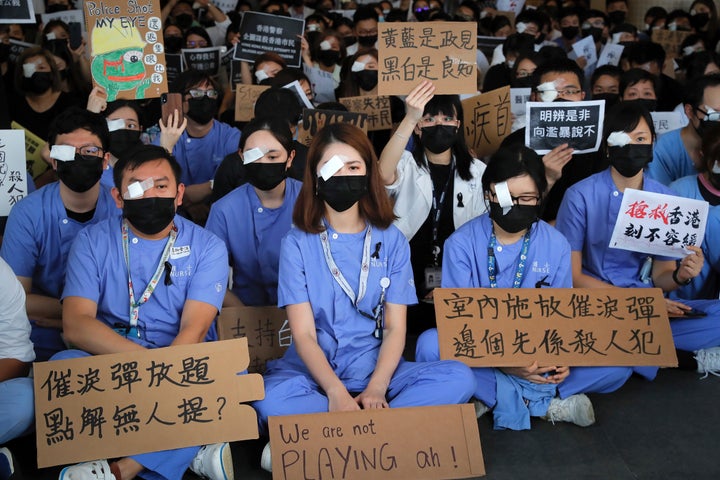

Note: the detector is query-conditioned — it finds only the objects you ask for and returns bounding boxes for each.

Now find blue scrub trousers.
[670,299,720,351]
[0,377,35,444]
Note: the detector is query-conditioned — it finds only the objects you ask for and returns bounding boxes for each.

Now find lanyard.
[487,229,531,289]
[121,219,177,337]
[430,159,455,247]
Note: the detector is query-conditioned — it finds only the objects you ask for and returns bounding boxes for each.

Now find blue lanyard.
[487,229,531,289]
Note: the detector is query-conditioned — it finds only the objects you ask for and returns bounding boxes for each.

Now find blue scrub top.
[62,215,228,348]
[648,129,695,186]
[442,213,572,289]
[206,178,301,306]
[269,222,417,392]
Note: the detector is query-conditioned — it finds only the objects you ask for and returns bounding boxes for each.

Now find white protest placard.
[609,189,709,259]
[525,100,605,154]
[213,0,238,13]
[0,130,28,217]
[41,9,85,30]
[597,43,624,67]
[651,111,684,137]
[510,87,531,117]
[235,12,304,67]
[496,0,525,15]
[571,35,597,66]
[302,64,337,104]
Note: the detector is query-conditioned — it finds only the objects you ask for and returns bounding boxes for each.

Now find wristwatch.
[672,267,691,286]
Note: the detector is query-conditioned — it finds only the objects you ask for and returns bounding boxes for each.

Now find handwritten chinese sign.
[609,188,708,258]
[217,306,290,374]
[34,339,264,468]
[434,288,677,367]
[651,29,691,59]
[339,95,393,131]
[0,130,28,216]
[268,404,485,480]
[235,12,304,67]
[297,108,367,147]
[651,111,683,137]
[233,84,270,122]
[525,100,605,154]
[378,22,477,95]
[462,86,511,158]
[11,122,46,179]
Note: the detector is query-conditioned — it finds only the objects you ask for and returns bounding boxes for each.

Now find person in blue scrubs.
[253,123,475,469]
[556,102,720,378]
[206,117,300,307]
[0,107,118,361]
[54,145,232,480]
[416,147,631,430]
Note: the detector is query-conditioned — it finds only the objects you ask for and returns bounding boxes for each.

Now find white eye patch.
[255,69,269,82]
[494,181,513,215]
[607,131,632,147]
[22,62,38,78]
[320,40,332,51]
[351,61,366,72]
[318,155,345,180]
[50,145,76,161]
[536,81,558,102]
[106,118,126,132]
[242,147,266,164]
[124,178,154,199]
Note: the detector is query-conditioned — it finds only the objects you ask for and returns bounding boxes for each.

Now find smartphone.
[161,92,184,126]
[69,22,82,50]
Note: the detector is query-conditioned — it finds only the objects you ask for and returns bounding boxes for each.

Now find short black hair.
[502,33,536,57]
[353,5,378,24]
[620,41,666,70]
[591,64,622,88]
[684,51,720,82]
[113,144,182,189]
[48,107,110,151]
[582,9,608,23]
[531,58,584,90]
[620,68,658,98]
[104,100,145,127]
[482,145,547,199]
[239,116,294,158]
[254,87,303,125]
[684,73,720,108]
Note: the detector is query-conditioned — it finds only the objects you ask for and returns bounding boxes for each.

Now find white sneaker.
[542,394,595,427]
[694,346,720,379]
[260,442,272,473]
[58,460,116,480]
[473,400,490,418]
[190,443,233,480]
[0,447,15,480]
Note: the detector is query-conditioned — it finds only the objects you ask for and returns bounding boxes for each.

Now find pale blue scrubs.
[253,222,475,431]
[52,214,228,480]
[206,179,301,306]
[556,168,720,352]
[415,214,635,430]
[0,182,119,360]
[648,129,695,186]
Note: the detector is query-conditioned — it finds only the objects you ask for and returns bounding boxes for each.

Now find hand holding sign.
[675,245,704,283]
[405,80,436,123]
[542,143,574,188]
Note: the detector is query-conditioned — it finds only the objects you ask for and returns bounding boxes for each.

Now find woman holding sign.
[253,123,474,468]
[556,102,720,377]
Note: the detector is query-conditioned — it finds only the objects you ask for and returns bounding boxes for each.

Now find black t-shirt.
[10,91,82,141]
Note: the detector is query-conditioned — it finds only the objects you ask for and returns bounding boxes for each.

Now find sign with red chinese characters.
[609,189,709,259]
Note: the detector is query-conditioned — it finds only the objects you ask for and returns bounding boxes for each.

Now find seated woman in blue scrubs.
[253,123,475,469]
[206,116,300,307]
[416,147,640,430]
[556,102,720,377]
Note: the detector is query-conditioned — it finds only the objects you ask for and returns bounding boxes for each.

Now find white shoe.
[58,460,116,480]
[542,394,595,427]
[473,399,490,418]
[260,442,272,473]
[190,443,233,480]
[694,346,720,379]
[0,447,15,480]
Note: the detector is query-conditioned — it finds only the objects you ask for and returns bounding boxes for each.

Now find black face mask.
[186,97,216,124]
[415,9,431,21]
[174,13,194,29]
[593,92,620,108]
[561,26,579,40]
[316,50,340,67]
[123,197,176,235]
[0,43,10,63]
[353,69,378,91]
[489,202,539,234]
[164,36,184,53]
[56,154,104,193]
[583,26,603,43]
[357,35,377,47]
[344,36,357,47]
[608,10,626,25]
[626,98,657,113]
[421,125,457,154]
[22,71,54,94]
[109,129,142,160]
[695,118,720,139]
[45,3,68,12]
[317,175,368,212]
[511,76,533,89]
[245,162,287,191]
[690,12,710,30]
[608,144,653,177]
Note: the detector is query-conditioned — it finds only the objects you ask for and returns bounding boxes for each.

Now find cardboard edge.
[459,403,486,477]
[237,373,265,402]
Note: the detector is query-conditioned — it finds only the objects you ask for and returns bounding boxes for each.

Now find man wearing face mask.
[581,10,609,55]
[554,7,583,52]
[346,6,378,56]
[621,42,683,113]
[55,144,232,480]
[605,0,628,30]
[0,107,118,362]
[649,75,720,186]
[155,71,240,224]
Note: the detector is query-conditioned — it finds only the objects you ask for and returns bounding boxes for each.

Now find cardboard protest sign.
[8,39,35,70]
[11,121,47,179]
[525,100,605,154]
[235,12,304,67]
[651,29,691,59]
[597,43,624,67]
[297,108,368,147]
[234,84,270,122]
[378,22,477,95]
[217,306,291,374]
[0,130,28,216]
[268,404,485,480]
[41,9,84,30]
[181,46,226,75]
[34,338,264,468]
[84,0,168,101]
[0,0,35,23]
[651,111,684,137]
[434,288,677,367]
[462,86,511,158]
[339,95,393,131]
[609,188,709,259]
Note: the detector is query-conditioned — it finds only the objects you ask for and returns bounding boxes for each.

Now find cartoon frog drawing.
[91,24,150,101]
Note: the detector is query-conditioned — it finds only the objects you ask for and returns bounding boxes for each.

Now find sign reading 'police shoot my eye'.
[234,11,304,67]
[525,100,605,154]
[434,288,677,367]
[378,22,477,95]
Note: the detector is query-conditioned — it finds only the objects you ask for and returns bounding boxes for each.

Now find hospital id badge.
[424,266,442,289]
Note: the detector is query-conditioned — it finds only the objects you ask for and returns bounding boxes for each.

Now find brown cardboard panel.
[461,86,512,158]
[34,339,264,468]
[217,306,291,374]
[651,30,691,59]
[434,288,678,367]
[339,96,393,131]
[378,22,477,95]
[235,84,271,122]
[268,404,485,479]
[297,108,368,147]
